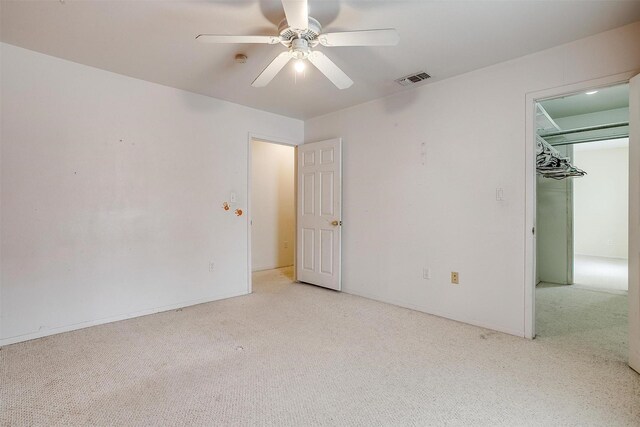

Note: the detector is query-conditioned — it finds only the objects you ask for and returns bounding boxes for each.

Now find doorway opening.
[534,83,630,361]
[249,137,297,291]
[573,138,629,292]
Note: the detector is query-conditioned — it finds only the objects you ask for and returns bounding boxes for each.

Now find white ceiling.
[2,1,640,119]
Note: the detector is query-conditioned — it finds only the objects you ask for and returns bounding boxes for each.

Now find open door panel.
[296,138,342,291]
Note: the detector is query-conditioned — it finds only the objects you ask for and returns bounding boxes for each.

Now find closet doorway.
[249,137,297,291]
[572,138,629,292]
[533,82,631,363]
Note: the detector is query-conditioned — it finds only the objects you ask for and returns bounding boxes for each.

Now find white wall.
[2,22,640,344]
[574,141,629,259]
[251,140,295,271]
[304,22,640,336]
[0,43,303,345]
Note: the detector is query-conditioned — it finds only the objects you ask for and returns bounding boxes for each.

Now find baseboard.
[0,290,248,347]
[574,254,628,261]
[252,264,294,272]
[342,287,525,338]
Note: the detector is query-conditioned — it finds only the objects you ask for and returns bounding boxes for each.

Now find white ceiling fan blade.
[307,51,353,89]
[281,0,308,31]
[196,35,280,44]
[318,29,399,47]
[252,52,292,87]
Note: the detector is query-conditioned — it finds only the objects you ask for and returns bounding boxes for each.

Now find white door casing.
[629,72,640,374]
[296,138,342,290]
[525,72,637,340]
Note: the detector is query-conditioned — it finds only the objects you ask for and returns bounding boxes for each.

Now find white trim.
[629,73,640,373]
[246,132,300,294]
[524,70,638,339]
[0,290,246,347]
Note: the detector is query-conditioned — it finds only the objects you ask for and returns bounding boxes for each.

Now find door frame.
[524,70,638,339]
[246,132,300,294]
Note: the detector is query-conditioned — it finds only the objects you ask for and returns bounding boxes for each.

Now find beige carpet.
[536,282,629,361]
[2,268,639,426]
[573,254,628,292]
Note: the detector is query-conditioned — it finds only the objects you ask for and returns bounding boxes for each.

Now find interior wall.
[251,140,295,271]
[536,146,573,285]
[304,22,640,336]
[573,142,629,259]
[0,43,303,345]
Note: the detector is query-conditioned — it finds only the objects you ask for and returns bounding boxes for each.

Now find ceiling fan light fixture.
[290,38,310,60]
[294,60,305,73]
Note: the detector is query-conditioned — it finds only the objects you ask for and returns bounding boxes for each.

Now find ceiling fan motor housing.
[278,17,322,47]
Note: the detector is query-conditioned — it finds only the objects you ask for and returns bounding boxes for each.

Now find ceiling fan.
[196,0,399,89]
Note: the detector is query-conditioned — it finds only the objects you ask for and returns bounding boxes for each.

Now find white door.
[296,138,342,290]
[629,73,640,373]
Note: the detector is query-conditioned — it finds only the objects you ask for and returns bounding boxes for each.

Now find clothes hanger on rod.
[536,136,586,180]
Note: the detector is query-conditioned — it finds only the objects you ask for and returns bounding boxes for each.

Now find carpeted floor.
[536,282,629,361]
[573,254,628,292]
[1,268,639,426]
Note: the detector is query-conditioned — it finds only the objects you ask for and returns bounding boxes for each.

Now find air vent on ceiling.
[395,71,431,86]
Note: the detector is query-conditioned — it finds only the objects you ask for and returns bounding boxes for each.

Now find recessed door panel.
[320,229,334,275]
[302,173,315,215]
[320,148,334,165]
[303,151,315,166]
[320,171,334,216]
[302,228,315,271]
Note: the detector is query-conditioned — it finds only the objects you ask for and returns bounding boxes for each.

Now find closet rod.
[549,133,629,147]
[539,121,628,138]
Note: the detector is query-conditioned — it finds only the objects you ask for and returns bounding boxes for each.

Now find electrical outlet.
[423,268,431,279]
[451,271,459,284]
[209,262,215,272]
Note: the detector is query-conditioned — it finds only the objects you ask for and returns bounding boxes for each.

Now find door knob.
[331,220,342,226]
